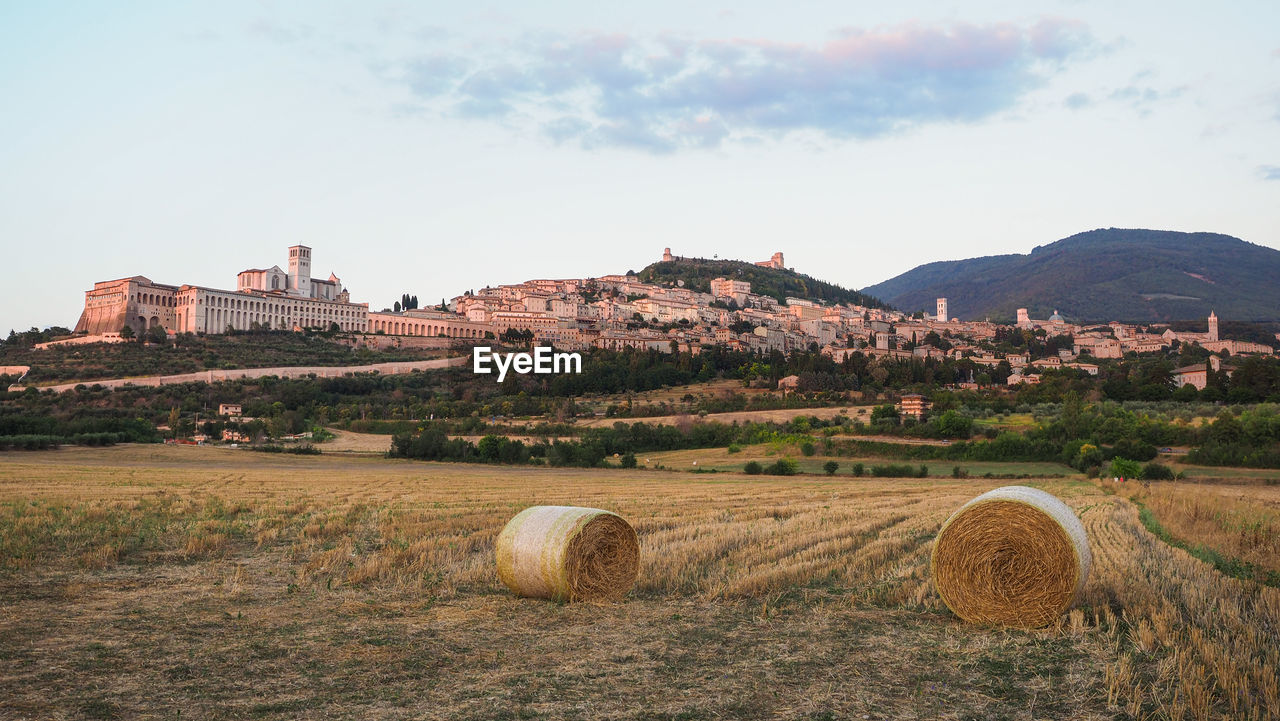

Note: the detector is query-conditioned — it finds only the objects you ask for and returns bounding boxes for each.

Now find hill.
[638,257,888,309]
[861,228,1280,322]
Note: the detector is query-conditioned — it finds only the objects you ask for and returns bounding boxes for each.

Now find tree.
[167,407,180,439]
[394,301,401,313]
[935,410,972,439]
[1108,457,1142,480]
[119,325,134,339]
[870,404,900,425]
[1209,411,1243,444]
[823,460,839,475]
[146,325,168,344]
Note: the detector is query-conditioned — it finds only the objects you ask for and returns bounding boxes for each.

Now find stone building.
[754,252,785,269]
[899,394,931,420]
[74,246,369,336]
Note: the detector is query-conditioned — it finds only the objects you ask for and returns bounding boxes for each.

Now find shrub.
[743,461,763,475]
[800,441,816,456]
[727,443,742,454]
[851,462,865,477]
[1108,457,1142,480]
[1140,462,1175,481]
[620,452,637,469]
[952,465,968,478]
[823,460,839,475]
[870,463,916,478]
[765,459,798,476]
[1111,438,1157,462]
[0,434,62,451]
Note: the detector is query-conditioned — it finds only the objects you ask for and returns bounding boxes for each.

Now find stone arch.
[149,316,160,329]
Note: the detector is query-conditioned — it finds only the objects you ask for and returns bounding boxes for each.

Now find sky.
[1,1,1277,334]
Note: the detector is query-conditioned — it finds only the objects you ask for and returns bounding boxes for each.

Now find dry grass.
[1108,479,1280,578]
[1082,495,1280,721]
[0,445,1276,719]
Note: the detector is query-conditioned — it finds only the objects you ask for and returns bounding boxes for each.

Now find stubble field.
[1,446,1277,720]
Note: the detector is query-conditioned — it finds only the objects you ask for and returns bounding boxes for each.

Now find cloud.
[1261,165,1280,181]
[395,20,1094,151]
[248,19,313,44]
[1108,82,1187,116]
[1064,92,1092,110]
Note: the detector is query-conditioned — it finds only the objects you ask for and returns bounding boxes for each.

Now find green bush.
[727,443,742,454]
[1140,462,1175,481]
[851,462,865,477]
[800,441,816,456]
[620,452,637,468]
[870,463,917,478]
[743,460,763,475]
[0,434,62,451]
[765,459,798,476]
[1108,456,1142,480]
[823,460,839,475]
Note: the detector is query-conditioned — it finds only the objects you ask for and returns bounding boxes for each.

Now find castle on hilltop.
[661,247,785,269]
[74,245,369,336]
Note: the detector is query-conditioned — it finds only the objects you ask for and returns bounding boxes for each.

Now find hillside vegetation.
[639,257,888,308]
[0,330,443,383]
[861,228,1280,322]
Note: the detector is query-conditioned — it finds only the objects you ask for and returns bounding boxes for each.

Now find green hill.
[638,257,888,309]
[860,228,1280,322]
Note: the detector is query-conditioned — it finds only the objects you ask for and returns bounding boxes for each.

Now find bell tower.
[288,245,312,298]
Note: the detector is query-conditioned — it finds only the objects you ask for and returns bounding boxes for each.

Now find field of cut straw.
[1,445,1277,720]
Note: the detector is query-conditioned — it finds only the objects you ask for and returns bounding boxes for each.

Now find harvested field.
[1105,478,1280,578]
[319,427,395,454]
[1,446,1277,719]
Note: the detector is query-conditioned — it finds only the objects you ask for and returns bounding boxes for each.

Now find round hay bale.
[495,505,639,602]
[931,485,1091,628]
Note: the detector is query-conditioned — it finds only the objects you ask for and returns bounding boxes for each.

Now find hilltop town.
[44,245,1278,394]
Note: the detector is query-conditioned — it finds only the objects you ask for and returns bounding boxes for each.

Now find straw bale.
[931,486,1091,628]
[495,505,639,601]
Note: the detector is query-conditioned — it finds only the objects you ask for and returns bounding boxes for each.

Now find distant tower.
[936,298,948,322]
[771,251,784,269]
[662,247,673,262]
[288,245,312,298]
[1016,308,1030,326]
[1208,310,1218,341]
[875,332,890,350]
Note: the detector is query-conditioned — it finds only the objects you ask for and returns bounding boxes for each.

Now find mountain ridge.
[859,228,1280,322]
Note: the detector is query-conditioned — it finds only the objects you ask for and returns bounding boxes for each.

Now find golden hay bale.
[495,505,640,602]
[931,485,1091,628]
